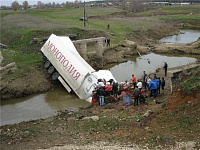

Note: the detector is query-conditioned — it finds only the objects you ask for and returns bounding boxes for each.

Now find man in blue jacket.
[148,79,158,98]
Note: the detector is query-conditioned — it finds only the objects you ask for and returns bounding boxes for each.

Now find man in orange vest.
[131,74,137,89]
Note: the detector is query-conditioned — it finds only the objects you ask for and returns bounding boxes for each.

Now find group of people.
[92,62,168,107]
[105,38,110,47]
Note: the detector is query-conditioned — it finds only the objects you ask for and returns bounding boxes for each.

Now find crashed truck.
[41,34,116,102]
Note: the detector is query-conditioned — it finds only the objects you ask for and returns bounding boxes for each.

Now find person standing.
[154,74,157,79]
[107,38,110,46]
[133,86,140,106]
[143,71,147,89]
[157,77,161,94]
[107,24,110,29]
[97,79,105,91]
[163,62,168,76]
[148,79,158,98]
[131,74,137,89]
[146,76,151,91]
[161,77,165,94]
[137,79,142,92]
[105,39,108,47]
[97,86,106,106]
[112,81,118,98]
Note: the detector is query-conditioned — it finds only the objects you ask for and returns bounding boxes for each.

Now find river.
[1,29,199,126]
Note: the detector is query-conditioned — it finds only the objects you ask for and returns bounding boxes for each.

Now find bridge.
[73,37,106,68]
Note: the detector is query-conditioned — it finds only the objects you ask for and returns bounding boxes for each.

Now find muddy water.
[0,53,197,126]
[159,29,200,44]
[0,87,89,126]
[109,53,197,82]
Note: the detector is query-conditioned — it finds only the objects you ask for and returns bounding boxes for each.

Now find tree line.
[3,0,83,11]
[2,0,198,11]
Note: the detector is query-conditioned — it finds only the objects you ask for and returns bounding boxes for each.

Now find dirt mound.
[0,68,55,100]
[126,24,179,45]
[166,87,200,110]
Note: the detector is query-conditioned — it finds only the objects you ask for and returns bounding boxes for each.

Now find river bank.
[1,64,200,150]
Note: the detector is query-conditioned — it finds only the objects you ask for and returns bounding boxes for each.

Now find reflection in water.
[0,87,89,126]
[0,94,55,126]
[159,29,200,44]
[110,53,196,82]
[45,87,90,112]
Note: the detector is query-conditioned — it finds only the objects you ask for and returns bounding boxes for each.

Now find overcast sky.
[1,0,96,6]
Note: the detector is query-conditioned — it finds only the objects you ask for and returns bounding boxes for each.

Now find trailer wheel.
[44,61,51,69]
[42,56,47,61]
[52,72,59,80]
[48,66,55,74]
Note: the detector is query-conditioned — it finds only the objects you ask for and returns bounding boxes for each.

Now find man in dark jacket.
[133,86,140,106]
[163,62,168,76]
[97,86,106,106]
[112,81,118,98]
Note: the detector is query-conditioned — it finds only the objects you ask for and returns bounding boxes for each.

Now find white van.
[41,34,116,102]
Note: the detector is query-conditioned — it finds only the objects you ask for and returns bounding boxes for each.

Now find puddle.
[159,29,200,44]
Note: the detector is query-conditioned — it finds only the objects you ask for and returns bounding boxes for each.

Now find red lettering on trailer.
[59,55,66,63]
[68,66,77,76]
[46,40,81,81]
[67,64,72,71]
[56,52,62,59]
[62,59,69,67]
[74,72,81,80]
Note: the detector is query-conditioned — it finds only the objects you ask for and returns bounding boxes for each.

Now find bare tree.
[52,2,55,8]
[37,1,44,9]
[23,1,29,10]
[12,1,20,11]
[127,0,148,13]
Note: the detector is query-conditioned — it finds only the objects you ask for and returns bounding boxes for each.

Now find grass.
[182,69,200,94]
[155,5,200,14]
[158,14,200,22]
[161,100,200,131]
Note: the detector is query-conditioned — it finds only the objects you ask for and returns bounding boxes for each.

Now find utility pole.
[84,1,86,30]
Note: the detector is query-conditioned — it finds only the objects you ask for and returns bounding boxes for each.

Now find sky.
[0,0,95,6]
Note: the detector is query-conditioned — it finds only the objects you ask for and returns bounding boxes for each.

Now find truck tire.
[42,56,47,61]
[52,72,59,80]
[44,61,51,69]
[48,66,55,74]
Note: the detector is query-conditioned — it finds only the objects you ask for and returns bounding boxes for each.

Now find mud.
[0,68,55,100]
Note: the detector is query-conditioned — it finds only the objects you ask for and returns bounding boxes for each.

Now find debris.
[0,43,7,49]
[143,110,152,118]
[137,50,142,57]
[82,116,99,121]
[0,62,17,78]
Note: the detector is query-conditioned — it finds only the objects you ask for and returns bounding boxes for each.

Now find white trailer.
[41,34,115,102]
